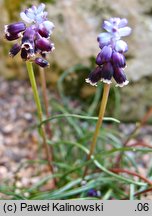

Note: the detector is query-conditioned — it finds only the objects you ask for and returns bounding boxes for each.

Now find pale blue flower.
[20,3,47,24]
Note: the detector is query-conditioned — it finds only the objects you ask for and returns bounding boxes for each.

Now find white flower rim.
[4,25,9,35]
[21,42,33,50]
[85,78,97,86]
[101,78,112,84]
[116,80,129,87]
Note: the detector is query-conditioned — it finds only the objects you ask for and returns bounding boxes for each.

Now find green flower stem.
[26,62,43,122]
[26,62,55,184]
[83,83,110,179]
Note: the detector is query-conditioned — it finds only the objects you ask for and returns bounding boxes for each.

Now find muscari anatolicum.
[86,17,132,87]
[5,3,54,67]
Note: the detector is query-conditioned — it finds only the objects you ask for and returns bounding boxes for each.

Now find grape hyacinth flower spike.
[83,18,131,179]
[86,17,131,87]
[5,3,55,67]
[4,4,55,184]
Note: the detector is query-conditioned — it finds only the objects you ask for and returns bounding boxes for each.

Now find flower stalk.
[83,83,110,178]
[26,62,43,121]
[26,61,55,186]
[39,67,54,156]
[39,68,49,119]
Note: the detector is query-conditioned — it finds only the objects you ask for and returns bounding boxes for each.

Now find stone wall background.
[0,0,152,121]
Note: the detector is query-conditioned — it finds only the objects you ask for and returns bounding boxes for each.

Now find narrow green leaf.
[39,113,120,127]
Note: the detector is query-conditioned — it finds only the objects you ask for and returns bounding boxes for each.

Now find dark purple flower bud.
[40,52,46,58]
[35,37,54,52]
[112,52,126,68]
[96,52,102,65]
[85,66,103,86]
[38,21,55,38]
[98,46,112,64]
[38,27,49,38]
[34,57,49,67]
[21,27,35,58]
[9,43,21,57]
[21,47,36,60]
[21,48,28,60]
[113,67,129,87]
[4,22,26,36]
[22,27,35,49]
[101,62,114,84]
[5,33,20,41]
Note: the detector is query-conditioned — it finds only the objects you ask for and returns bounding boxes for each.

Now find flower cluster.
[4,3,55,67]
[86,17,132,87]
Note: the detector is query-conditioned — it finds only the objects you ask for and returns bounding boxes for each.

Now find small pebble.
[2,124,14,134]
